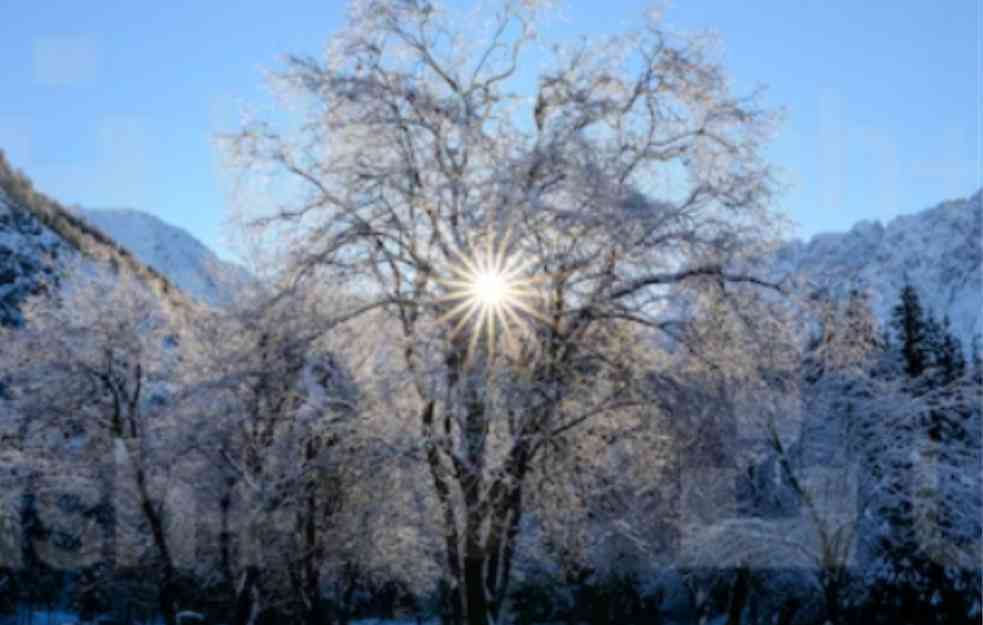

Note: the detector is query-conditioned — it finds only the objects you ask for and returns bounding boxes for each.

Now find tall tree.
[224,2,783,623]
[866,286,981,625]
[891,283,929,379]
[0,262,192,625]
[183,283,366,625]
[936,315,966,387]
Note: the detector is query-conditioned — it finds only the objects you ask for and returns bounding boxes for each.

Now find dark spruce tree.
[937,315,967,387]
[891,283,929,379]
[970,335,982,385]
[867,285,979,625]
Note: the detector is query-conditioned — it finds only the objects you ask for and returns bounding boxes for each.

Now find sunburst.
[437,234,546,359]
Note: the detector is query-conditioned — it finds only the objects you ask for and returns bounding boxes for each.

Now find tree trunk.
[423,402,464,625]
[133,452,178,625]
[822,570,842,625]
[87,447,118,618]
[229,566,260,625]
[484,500,509,622]
[485,462,527,622]
[776,598,799,625]
[18,468,42,601]
[299,438,321,625]
[725,566,750,625]
[461,451,488,625]
[463,545,488,625]
[462,462,489,625]
[219,479,234,590]
[337,563,360,625]
[440,579,463,625]
[144,505,178,625]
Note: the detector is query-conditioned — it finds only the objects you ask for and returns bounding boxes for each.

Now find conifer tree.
[970,335,983,388]
[869,286,979,624]
[891,283,929,379]
[937,315,966,387]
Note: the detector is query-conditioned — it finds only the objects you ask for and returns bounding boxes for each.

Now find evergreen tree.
[891,283,929,379]
[923,312,944,373]
[971,335,983,383]
[921,314,969,443]
[937,316,967,386]
[868,287,979,624]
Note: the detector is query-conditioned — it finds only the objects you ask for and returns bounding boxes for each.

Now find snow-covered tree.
[670,284,982,625]
[224,1,784,622]
[892,283,930,380]
[861,286,983,625]
[179,281,380,625]
[0,261,194,625]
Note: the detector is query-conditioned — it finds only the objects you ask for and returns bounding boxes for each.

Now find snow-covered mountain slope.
[79,208,250,307]
[0,186,67,326]
[0,151,197,326]
[4,146,979,342]
[770,190,983,345]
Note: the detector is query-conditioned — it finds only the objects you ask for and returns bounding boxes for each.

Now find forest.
[0,1,980,624]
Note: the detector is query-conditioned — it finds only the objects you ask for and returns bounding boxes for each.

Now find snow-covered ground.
[0,612,723,625]
[0,613,440,625]
[0,609,158,625]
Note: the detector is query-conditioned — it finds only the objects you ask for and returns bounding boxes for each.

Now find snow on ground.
[0,612,440,625]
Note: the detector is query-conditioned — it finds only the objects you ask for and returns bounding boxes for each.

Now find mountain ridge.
[3,149,979,345]
[78,207,251,307]
[770,189,982,345]
[0,151,198,326]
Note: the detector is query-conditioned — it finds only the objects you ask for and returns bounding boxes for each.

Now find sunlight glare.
[436,233,548,359]
[472,270,508,307]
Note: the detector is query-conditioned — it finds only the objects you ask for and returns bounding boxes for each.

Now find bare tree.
[225,2,782,622]
[181,282,370,625]
[0,262,193,625]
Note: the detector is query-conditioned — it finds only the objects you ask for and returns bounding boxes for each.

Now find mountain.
[770,190,983,346]
[0,152,197,327]
[78,208,250,307]
[1,149,248,323]
[4,146,980,344]
[0,185,65,326]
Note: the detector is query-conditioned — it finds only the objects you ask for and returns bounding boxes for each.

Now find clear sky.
[0,1,978,261]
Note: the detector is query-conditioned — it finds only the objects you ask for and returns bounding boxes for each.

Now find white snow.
[769,190,982,345]
[79,208,251,307]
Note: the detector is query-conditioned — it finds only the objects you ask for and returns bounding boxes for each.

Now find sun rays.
[472,270,509,308]
[436,234,546,359]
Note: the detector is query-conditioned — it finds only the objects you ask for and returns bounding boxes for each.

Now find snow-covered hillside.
[0,187,68,326]
[4,139,979,340]
[80,208,250,307]
[1,150,244,315]
[0,153,200,328]
[771,190,982,345]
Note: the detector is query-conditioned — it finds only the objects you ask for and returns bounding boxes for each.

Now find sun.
[472,270,509,308]
[437,235,545,358]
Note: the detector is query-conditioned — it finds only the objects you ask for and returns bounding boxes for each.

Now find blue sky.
[0,1,978,261]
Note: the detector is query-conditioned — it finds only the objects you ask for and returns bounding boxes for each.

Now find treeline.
[793,285,982,624]
[0,262,979,625]
[1,0,981,619]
